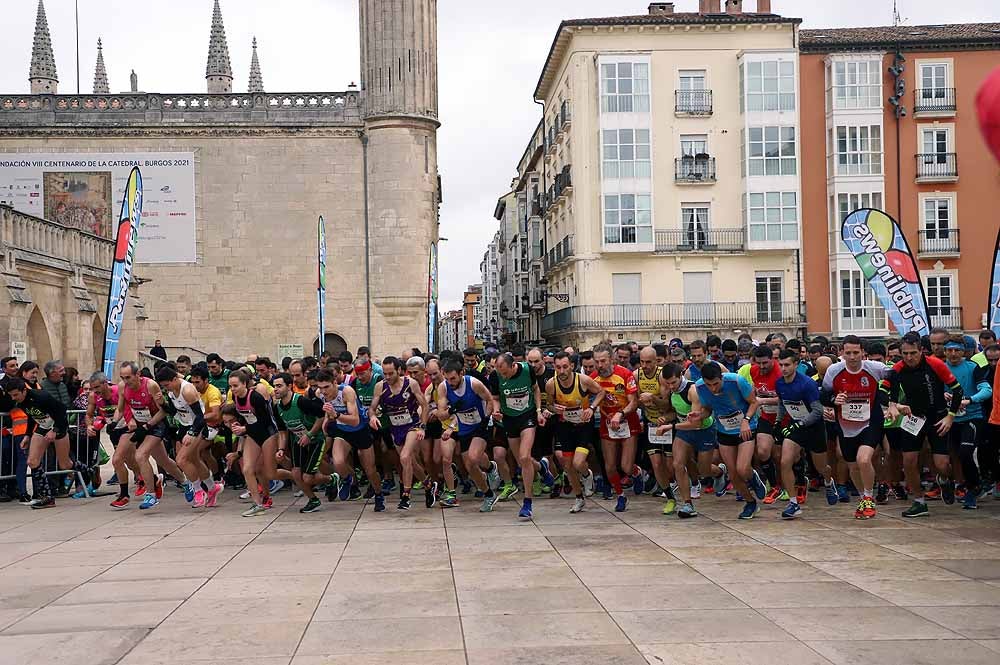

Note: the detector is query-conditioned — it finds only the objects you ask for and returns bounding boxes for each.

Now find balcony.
[541,302,805,335]
[674,157,716,184]
[929,306,963,330]
[675,90,713,116]
[915,153,958,183]
[655,228,745,254]
[544,234,575,271]
[531,288,546,310]
[914,88,956,115]
[917,229,960,257]
[559,100,572,131]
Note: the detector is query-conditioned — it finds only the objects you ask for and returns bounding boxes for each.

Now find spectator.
[64,367,82,401]
[150,339,168,361]
[41,359,71,408]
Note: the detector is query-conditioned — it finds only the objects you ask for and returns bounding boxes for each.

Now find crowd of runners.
[1,326,999,522]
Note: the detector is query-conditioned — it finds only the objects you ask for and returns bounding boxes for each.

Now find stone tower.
[205,0,233,94]
[248,38,264,93]
[29,0,58,94]
[93,39,109,94]
[359,0,440,353]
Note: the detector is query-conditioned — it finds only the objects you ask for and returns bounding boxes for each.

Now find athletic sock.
[609,473,622,495]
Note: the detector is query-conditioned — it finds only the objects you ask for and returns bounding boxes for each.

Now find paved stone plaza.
[1,489,999,665]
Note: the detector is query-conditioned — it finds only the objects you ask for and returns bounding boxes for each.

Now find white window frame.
[603,194,653,246]
[919,62,950,98]
[679,70,706,91]
[745,60,796,112]
[921,127,952,157]
[923,272,958,321]
[680,134,709,157]
[680,203,711,248]
[747,126,797,176]
[746,191,799,243]
[755,272,785,323]
[602,128,651,180]
[830,60,882,110]
[837,269,887,332]
[835,125,883,176]
[601,61,650,114]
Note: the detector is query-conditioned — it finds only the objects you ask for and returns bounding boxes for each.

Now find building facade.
[800,24,1000,337]
[461,284,483,349]
[495,0,807,349]
[436,309,464,353]
[0,0,441,370]
[478,231,502,345]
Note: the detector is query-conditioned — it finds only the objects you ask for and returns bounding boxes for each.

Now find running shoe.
[962,492,978,510]
[795,485,808,505]
[460,478,473,494]
[497,483,518,502]
[72,484,95,499]
[550,475,563,499]
[205,483,223,508]
[539,458,555,487]
[338,474,352,502]
[374,494,386,512]
[363,485,375,500]
[412,480,424,491]
[29,497,55,510]
[836,484,849,503]
[183,482,195,503]
[18,493,33,505]
[955,485,967,500]
[238,491,252,503]
[781,501,802,520]
[294,489,304,498]
[662,498,677,515]
[110,495,129,510]
[139,493,159,510]
[633,466,647,496]
[602,482,613,501]
[902,501,929,518]
[241,503,267,517]
[570,496,586,513]
[714,464,730,497]
[939,476,955,505]
[299,497,322,513]
[397,495,411,511]
[479,493,498,513]
[269,480,285,495]
[875,483,889,505]
[154,474,164,500]
[690,482,702,500]
[924,485,942,501]
[825,481,839,506]
[861,498,877,519]
[763,486,782,505]
[262,495,273,509]
[133,478,145,498]
[486,462,501,492]
[735,492,744,502]
[518,500,533,520]
[441,493,459,508]
[381,477,396,494]
[582,472,594,497]
[426,481,438,508]
[750,470,767,502]
[193,489,207,508]
[678,502,698,519]
[106,473,119,486]
[738,501,760,520]
[777,488,790,501]
[892,483,909,501]
[615,494,628,512]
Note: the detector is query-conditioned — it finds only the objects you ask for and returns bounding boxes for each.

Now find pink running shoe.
[204,482,223,508]
[192,488,207,508]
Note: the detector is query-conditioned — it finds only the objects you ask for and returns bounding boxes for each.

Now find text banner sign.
[0,151,196,263]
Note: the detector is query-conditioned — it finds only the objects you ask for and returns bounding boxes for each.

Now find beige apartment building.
[525,0,807,348]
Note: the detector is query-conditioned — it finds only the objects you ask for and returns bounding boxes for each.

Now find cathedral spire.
[29,0,58,94]
[248,37,264,93]
[93,38,109,94]
[205,0,233,94]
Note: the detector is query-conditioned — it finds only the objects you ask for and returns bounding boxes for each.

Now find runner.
[660,363,723,518]
[492,353,552,520]
[322,365,384,511]
[421,358,445,508]
[155,366,213,505]
[438,358,501,511]
[884,331,963,518]
[590,344,642,513]
[187,365,226,507]
[694,363,767,519]
[943,336,992,510]
[774,349,837,519]
[544,351,604,513]
[206,353,231,395]
[635,346,675,510]
[5,377,71,509]
[749,345,784,504]
[822,337,889,518]
[368,357,429,511]
[527,348,558,498]
[272,372,333,513]
[79,372,123,498]
[222,369,279,517]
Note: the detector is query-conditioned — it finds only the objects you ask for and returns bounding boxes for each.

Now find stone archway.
[26,307,53,364]
[313,333,347,357]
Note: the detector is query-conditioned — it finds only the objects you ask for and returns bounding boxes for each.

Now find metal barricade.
[0,411,17,486]
[39,409,90,493]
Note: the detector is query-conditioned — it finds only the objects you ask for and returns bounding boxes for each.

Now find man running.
[188,365,225,507]
[439,359,501,511]
[272,372,332,514]
[324,365,384,510]
[80,372,123,498]
[155,366,216,506]
[5,377,71,509]
[774,349,837,519]
[693,363,766,519]
[943,336,992,510]
[749,345,784,504]
[527,348,558,498]
[590,344,642,512]
[885,331,963,518]
[545,352,604,513]
[636,346,674,509]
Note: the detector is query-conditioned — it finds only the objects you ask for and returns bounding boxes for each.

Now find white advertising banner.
[0,152,196,263]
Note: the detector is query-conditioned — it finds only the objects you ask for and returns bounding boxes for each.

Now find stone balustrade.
[0,204,114,275]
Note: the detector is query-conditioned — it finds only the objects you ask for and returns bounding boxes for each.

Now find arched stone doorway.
[313,333,347,357]
[26,307,53,364]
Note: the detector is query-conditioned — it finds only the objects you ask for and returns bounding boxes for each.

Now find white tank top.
[168,379,197,427]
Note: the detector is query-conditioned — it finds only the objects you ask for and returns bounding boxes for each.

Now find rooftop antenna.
[893,0,902,27]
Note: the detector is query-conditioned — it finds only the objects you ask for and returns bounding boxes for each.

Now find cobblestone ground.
[1,485,999,665]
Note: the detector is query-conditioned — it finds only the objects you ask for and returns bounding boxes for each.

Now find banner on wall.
[988,229,1000,340]
[102,167,143,377]
[841,208,929,337]
[318,215,327,355]
[428,242,438,352]
[0,151,196,263]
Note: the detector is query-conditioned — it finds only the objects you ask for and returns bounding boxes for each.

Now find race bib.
[507,394,530,411]
[289,425,308,437]
[241,410,258,425]
[389,411,413,427]
[717,411,744,432]
[785,401,809,422]
[456,409,482,426]
[35,415,55,430]
[132,408,151,423]
[761,404,779,415]
[176,410,195,426]
[843,401,871,423]
[900,414,926,436]
[563,408,583,424]
[607,418,631,440]
[647,424,672,446]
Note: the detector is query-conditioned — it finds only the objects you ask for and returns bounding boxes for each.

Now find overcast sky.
[3,0,1000,311]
